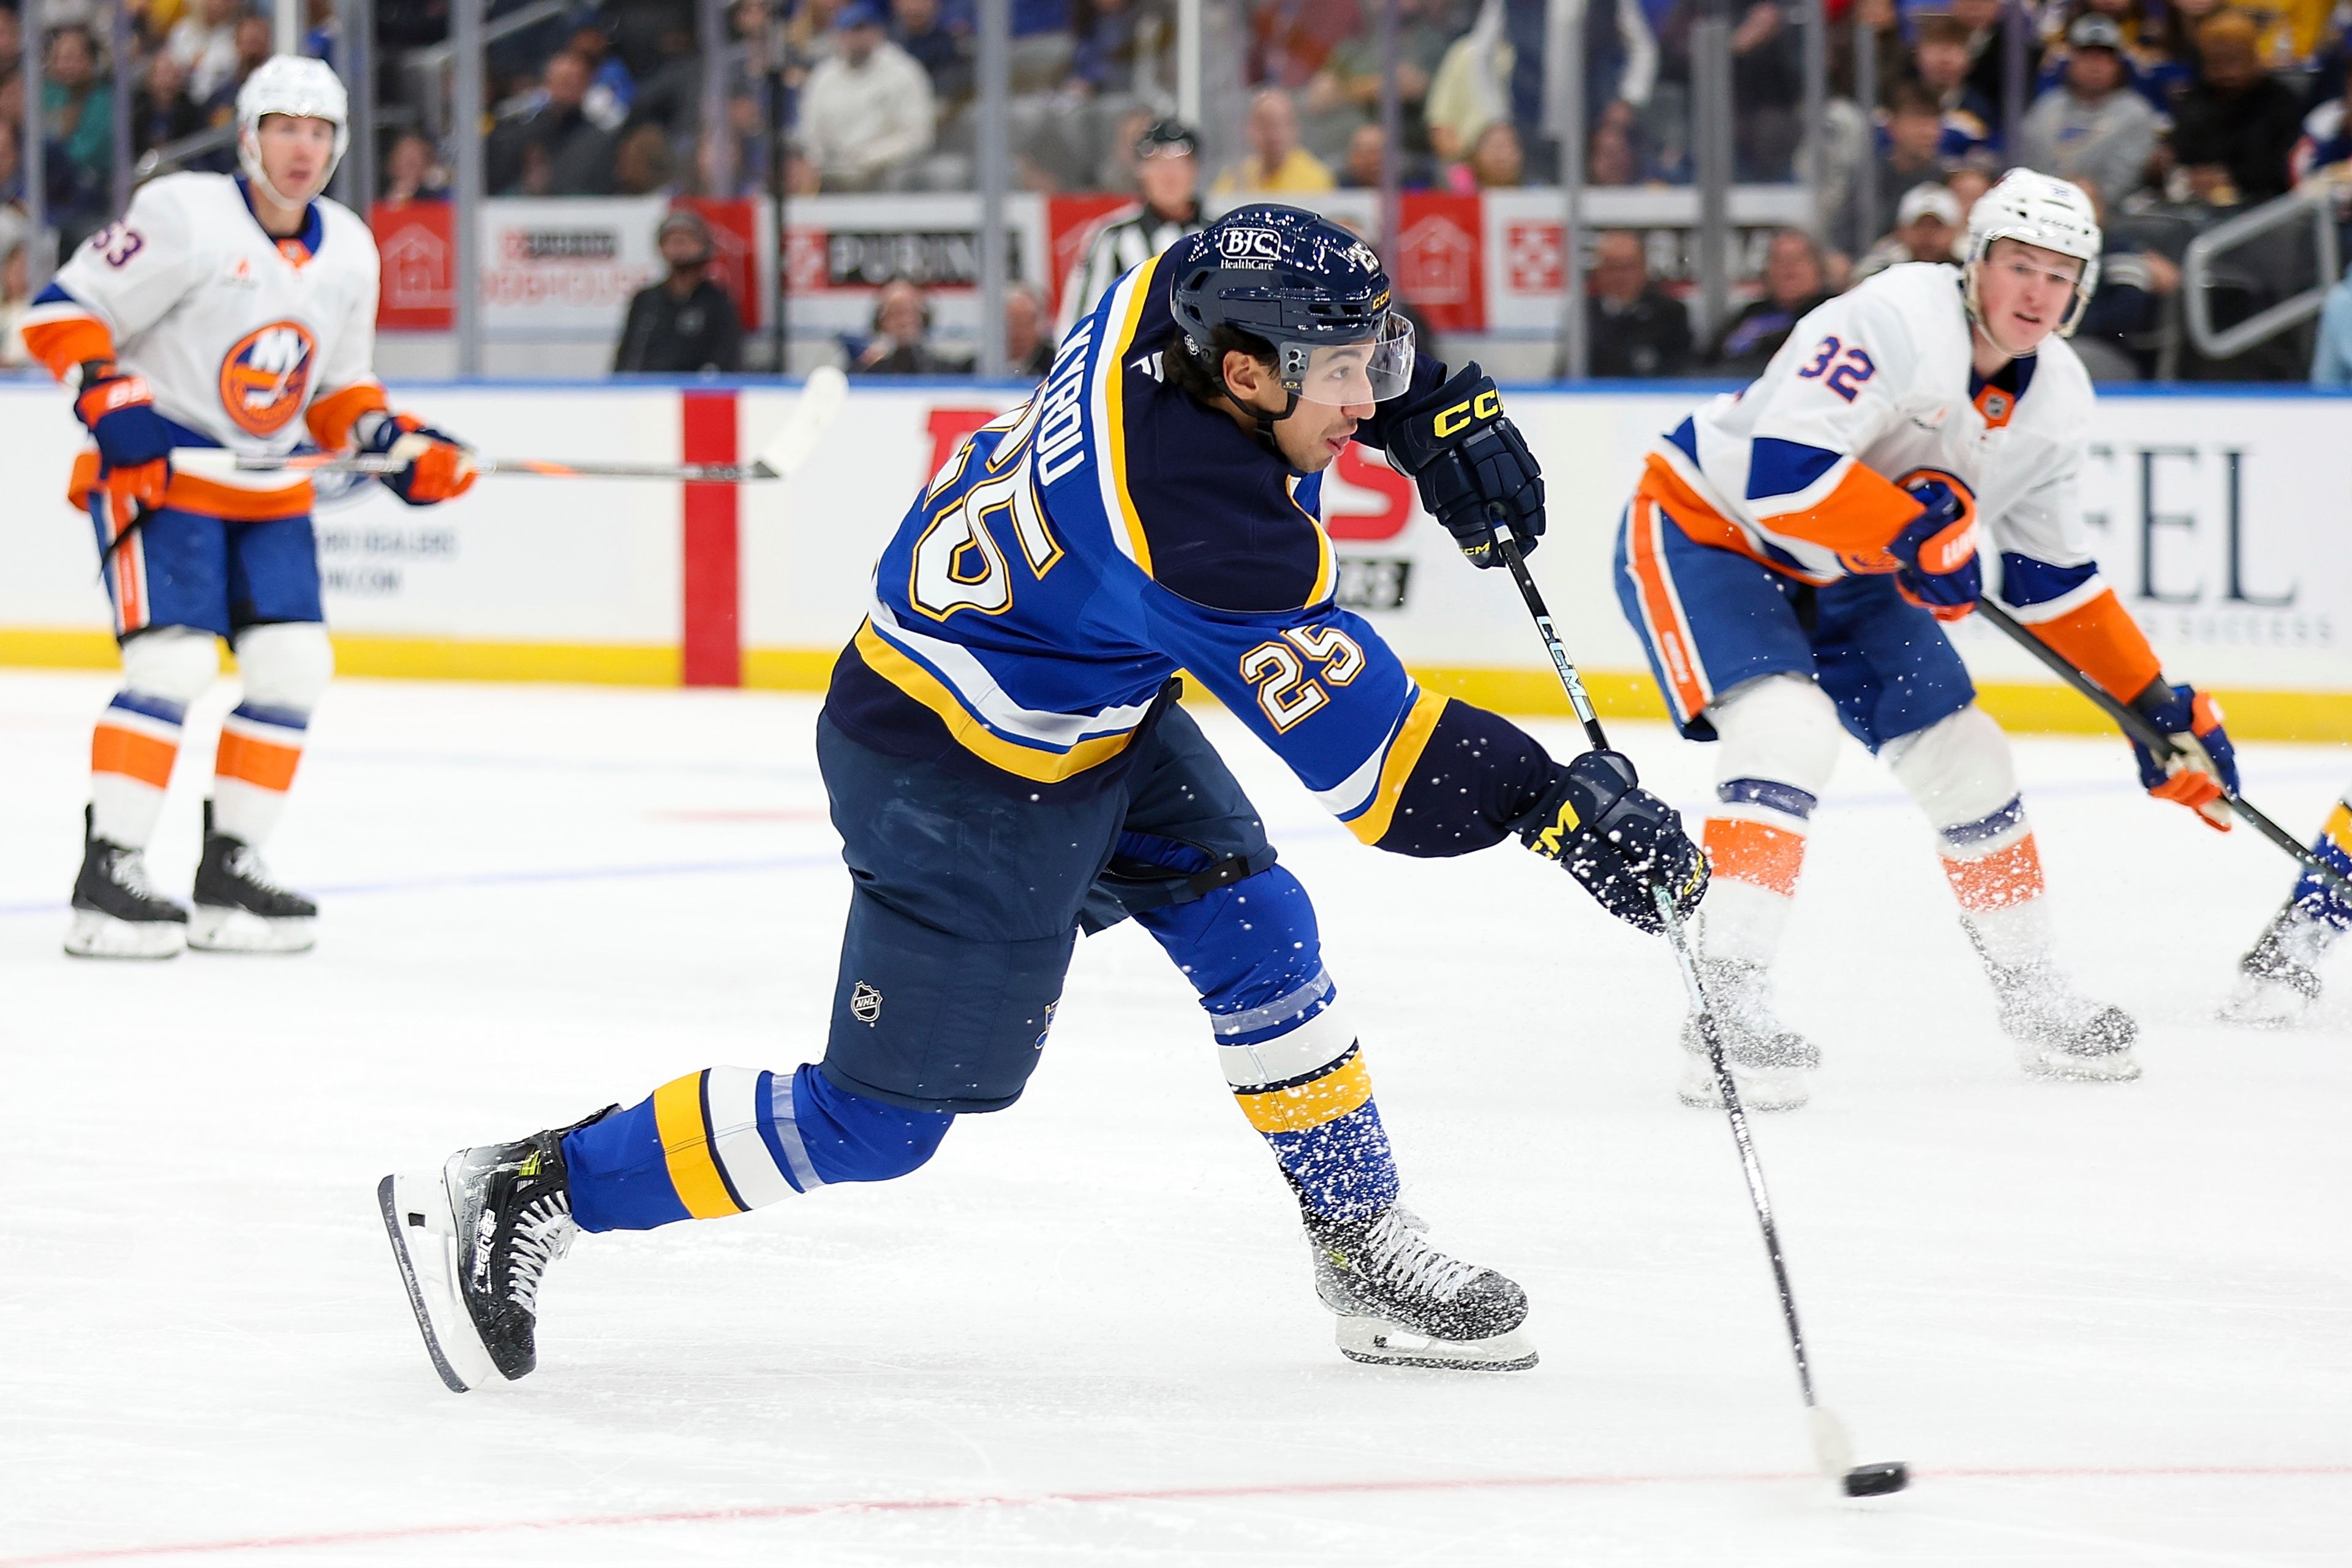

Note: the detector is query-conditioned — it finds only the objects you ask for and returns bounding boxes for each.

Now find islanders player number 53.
[17,55,477,960]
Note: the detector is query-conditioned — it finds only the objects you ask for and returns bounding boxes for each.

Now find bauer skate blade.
[377,1171,499,1393]
[1676,1054,1811,1112]
[188,904,315,954]
[1335,1315,1537,1371]
[63,907,186,959]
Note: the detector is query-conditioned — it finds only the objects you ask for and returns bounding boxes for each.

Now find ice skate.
[1970,939,2140,1080]
[379,1110,608,1392]
[1303,1200,1535,1370]
[1676,956,1819,1112]
[2220,904,2337,1028]
[188,801,316,953]
[64,805,188,959]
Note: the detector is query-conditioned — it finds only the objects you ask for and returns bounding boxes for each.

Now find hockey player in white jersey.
[18,56,477,959]
[1613,170,2241,1107]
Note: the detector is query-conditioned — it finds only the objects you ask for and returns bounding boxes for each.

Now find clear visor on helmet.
[1280,312,1417,406]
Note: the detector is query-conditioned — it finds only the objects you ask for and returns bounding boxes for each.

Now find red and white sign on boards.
[1392,194,1484,333]
[1505,219,1564,294]
[371,201,455,331]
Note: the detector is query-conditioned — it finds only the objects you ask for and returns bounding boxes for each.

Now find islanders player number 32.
[17,55,478,960]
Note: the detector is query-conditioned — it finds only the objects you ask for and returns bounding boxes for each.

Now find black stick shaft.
[1491,533,1823,1412]
[1975,598,2350,897]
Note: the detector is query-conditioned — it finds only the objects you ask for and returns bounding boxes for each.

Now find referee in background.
[1053,120,1205,338]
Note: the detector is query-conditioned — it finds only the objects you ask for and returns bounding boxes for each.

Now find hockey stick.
[167,366,851,485]
[1492,530,1908,1499]
[1974,597,2351,898]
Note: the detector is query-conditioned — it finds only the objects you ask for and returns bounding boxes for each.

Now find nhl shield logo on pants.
[850,981,883,1023]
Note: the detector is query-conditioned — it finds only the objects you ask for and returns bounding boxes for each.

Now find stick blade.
[753,364,849,480]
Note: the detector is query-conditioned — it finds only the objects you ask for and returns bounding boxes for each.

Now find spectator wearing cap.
[2171,12,2307,205]
[1212,88,1337,195]
[799,0,936,191]
[1911,15,1997,161]
[1057,118,1204,336]
[1707,228,1832,376]
[2015,15,2158,209]
[1582,229,1692,378]
[1855,183,1966,280]
[614,211,745,374]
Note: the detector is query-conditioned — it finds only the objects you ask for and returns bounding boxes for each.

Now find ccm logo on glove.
[1431,388,1502,440]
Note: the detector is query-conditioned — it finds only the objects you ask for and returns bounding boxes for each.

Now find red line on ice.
[7,1465,2352,1565]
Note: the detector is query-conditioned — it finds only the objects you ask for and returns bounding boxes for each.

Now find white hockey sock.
[90,693,184,849]
[211,704,308,846]
[1697,674,1842,970]
[1885,706,2056,968]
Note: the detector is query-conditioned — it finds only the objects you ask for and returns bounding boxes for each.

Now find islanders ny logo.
[217,320,318,436]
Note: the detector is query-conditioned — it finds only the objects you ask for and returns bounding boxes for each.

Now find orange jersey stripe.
[304,380,389,451]
[1638,456,1839,586]
[21,313,116,380]
[2022,587,2162,703]
[1758,461,1924,556]
[214,729,303,791]
[1941,835,2046,913]
[70,451,314,521]
[1704,816,1807,897]
[92,723,179,788]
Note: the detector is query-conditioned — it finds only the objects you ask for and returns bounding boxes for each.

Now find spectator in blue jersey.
[2015,15,2158,211]
[891,0,972,104]
[2312,260,2352,384]
[1911,15,1997,160]
[1706,227,1831,376]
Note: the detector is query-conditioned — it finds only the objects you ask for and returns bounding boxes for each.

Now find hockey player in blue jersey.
[380,206,1706,1390]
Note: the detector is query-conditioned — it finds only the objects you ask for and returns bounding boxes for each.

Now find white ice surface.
[2,671,2348,1567]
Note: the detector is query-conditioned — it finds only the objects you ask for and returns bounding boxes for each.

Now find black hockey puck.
[1842,1462,1909,1497]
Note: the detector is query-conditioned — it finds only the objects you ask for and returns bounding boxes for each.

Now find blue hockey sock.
[564,1064,953,1232]
[1136,858,1402,1221]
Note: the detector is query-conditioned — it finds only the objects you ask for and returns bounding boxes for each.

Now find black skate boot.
[378,1107,614,1392]
[189,800,317,954]
[2220,903,2337,1027]
[1301,1188,1536,1371]
[66,804,189,959]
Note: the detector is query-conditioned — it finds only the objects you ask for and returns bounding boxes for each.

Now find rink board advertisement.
[2,378,2349,737]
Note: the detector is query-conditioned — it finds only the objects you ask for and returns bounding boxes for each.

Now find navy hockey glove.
[74,361,174,521]
[1380,363,1545,569]
[358,411,477,507]
[2130,680,2238,832]
[1885,472,1980,622]
[1510,749,1708,935]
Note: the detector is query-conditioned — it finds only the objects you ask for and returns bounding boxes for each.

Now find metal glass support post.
[336,0,377,209]
[278,0,301,57]
[1177,0,1202,127]
[1692,0,1732,337]
[452,0,484,375]
[1377,0,1400,251]
[1850,0,1875,251]
[23,0,50,295]
[767,9,789,372]
[2001,0,2026,157]
[700,0,735,197]
[977,0,1009,379]
[111,0,133,216]
[1558,0,1588,378]
[1801,0,1826,239]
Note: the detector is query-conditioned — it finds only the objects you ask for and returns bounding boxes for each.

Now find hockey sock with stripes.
[210,703,309,847]
[1136,861,1401,1221]
[1697,779,1815,967]
[562,1063,954,1232]
[90,692,184,849]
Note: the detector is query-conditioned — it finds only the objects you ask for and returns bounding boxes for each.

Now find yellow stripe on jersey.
[1343,690,1451,846]
[2324,802,2352,853]
[1287,476,1338,607]
[1101,252,1164,576]
[1233,1050,1374,1134]
[652,1071,745,1220]
[854,620,1140,783]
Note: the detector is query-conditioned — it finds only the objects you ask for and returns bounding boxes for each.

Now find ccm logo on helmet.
[217,320,318,436]
[1218,227,1285,260]
[1432,388,1501,439]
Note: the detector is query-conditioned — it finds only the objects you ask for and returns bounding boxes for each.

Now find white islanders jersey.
[25,173,383,491]
[1648,263,2104,608]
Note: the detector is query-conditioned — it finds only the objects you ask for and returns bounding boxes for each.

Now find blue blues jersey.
[825,249,1556,854]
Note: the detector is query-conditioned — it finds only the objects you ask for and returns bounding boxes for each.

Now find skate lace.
[506,1193,575,1314]
[1363,1210,1483,1303]
[227,846,297,898]
[108,847,166,900]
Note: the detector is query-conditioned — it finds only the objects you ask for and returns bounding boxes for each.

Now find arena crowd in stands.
[6,0,2352,379]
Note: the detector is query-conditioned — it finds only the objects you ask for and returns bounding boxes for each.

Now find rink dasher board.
[0,377,2346,740]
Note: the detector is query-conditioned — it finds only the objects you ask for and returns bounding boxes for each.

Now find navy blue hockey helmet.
[1171,205,1415,405]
